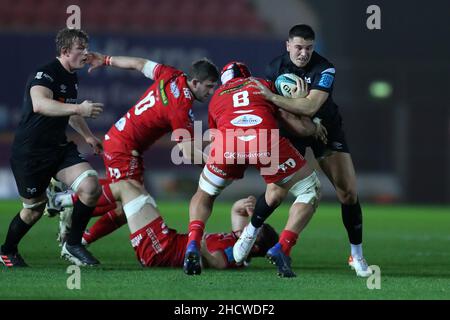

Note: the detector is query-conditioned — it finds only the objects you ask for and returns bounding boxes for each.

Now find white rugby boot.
[348,255,373,277]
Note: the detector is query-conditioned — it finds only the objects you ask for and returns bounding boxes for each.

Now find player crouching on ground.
[47,184,277,269]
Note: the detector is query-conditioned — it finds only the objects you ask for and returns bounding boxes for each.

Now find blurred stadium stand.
[0,0,448,204]
[0,0,268,35]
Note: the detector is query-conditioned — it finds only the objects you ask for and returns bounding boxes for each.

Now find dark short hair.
[55,28,89,56]
[289,24,315,40]
[249,223,279,258]
[187,58,219,83]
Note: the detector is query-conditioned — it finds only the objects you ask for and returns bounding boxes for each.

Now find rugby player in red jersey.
[47,53,219,248]
[49,188,277,269]
[183,62,321,277]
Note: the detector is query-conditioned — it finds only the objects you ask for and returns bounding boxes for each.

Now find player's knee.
[76,177,101,206]
[20,206,45,224]
[123,194,156,219]
[119,180,142,198]
[289,171,321,208]
[265,189,285,207]
[337,188,358,205]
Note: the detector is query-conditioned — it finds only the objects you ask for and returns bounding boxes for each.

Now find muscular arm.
[31,86,103,118]
[277,109,316,137]
[268,89,329,117]
[200,196,256,269]
[69,115,95,139]
[69,115,103,154]
[231,196,256,235]
[30,86,79,116]
[87,52,158,79]
[200,243,228,269]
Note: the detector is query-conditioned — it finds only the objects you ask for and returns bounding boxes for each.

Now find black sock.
[1,212,32,254]
[67,200,95,246]
[341,200,363,245]
[251,193,278,228]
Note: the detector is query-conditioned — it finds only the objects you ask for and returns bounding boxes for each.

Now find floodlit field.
[1,200,449,300]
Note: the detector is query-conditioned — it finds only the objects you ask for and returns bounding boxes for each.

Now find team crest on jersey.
[60,84,67,93]
[230,114,263,127]
[170,80,180,98]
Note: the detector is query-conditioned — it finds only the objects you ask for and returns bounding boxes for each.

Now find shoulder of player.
[31,60,59,83]
[266,53,287,73]
[267,53,284,66]
[311,52,335,73]
[159,72,191,103]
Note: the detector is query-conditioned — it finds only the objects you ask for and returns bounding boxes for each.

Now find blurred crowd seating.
[0,0,268,35]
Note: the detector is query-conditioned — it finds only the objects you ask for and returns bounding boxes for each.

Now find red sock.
[83,210,127,244]
[90,182,117,216]
[279,229,298,256]
[97,182,115,207]
[187,220,205,248]
[92,202,117,217]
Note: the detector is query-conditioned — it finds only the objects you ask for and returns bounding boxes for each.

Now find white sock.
[55,191,74,207]
[351,244,363,258]
[245,223,260,237]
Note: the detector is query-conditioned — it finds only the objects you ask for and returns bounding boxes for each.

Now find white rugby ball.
[275,73,301,97]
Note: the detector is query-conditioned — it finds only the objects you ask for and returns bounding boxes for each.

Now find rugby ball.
[275,73,301,97]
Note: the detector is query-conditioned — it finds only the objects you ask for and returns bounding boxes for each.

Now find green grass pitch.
[0,200,449,300]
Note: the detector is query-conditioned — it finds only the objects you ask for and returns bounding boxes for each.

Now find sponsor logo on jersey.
[159,80,168,106]
[219,80,253,95]
[183,87,192,100]
[278,158,296,172]
[230,114,263,127]
[209,165,227,177]
[114,117,126,131]
[146,227,163,253]
[170,80,180,98]
[131,233,143,248]
[224,151,271,159]
[35,72,54,82]
[331,141,343,150]
[26,187,37,195]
